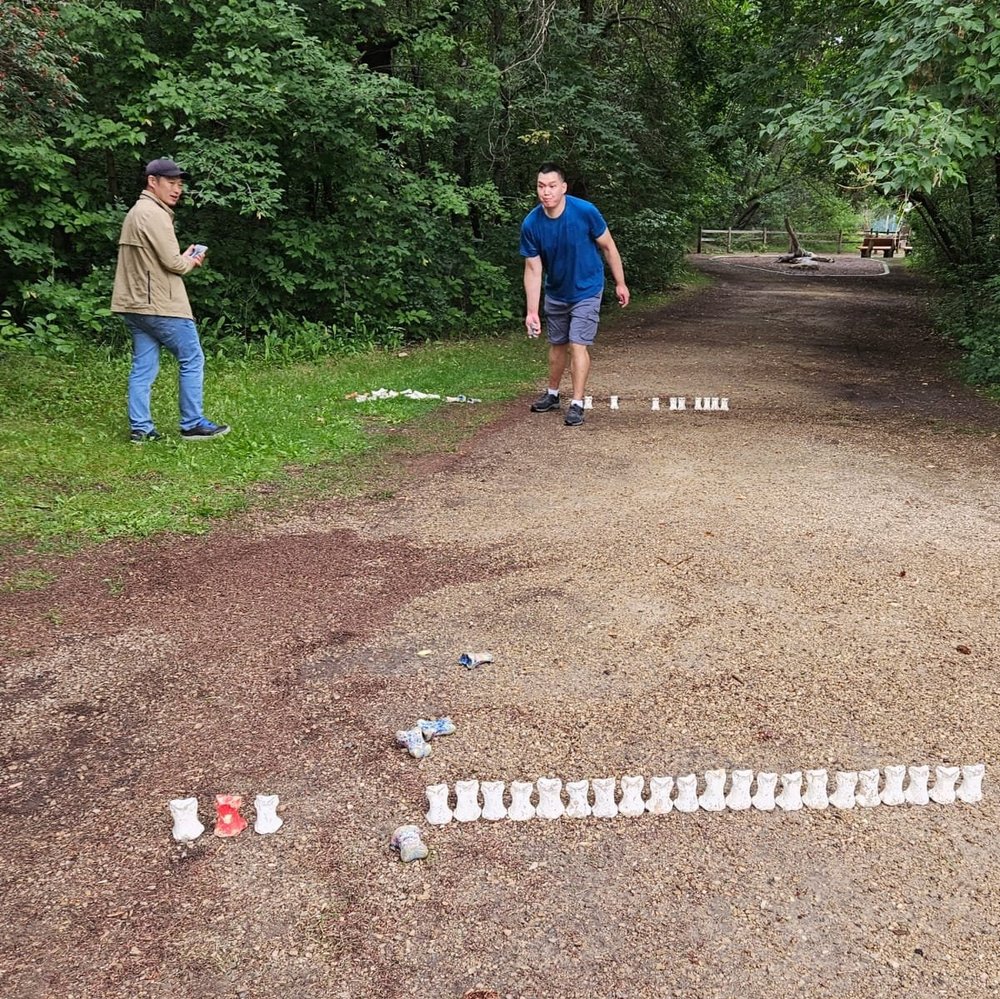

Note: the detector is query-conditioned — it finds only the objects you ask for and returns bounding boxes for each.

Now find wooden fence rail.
[696,228,849,254]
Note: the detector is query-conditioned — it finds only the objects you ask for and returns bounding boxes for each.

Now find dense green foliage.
[1,0,998,381]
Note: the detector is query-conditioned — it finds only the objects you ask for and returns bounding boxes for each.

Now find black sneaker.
[129,429,162,443]
[530,391,560,413]
[564,403,585,427]
[181,419,230,441]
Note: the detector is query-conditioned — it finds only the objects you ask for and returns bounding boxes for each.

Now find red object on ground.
[214,794,247,837]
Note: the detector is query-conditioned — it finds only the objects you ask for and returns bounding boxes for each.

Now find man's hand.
[184,245,206,268]
[525,313,542,338]
[615,283,630,307]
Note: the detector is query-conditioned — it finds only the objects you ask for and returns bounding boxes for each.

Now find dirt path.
[2,256,999,999]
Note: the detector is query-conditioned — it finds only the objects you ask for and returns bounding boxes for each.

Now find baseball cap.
[144,158,190,179]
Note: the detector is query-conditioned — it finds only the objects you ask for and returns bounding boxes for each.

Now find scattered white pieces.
[454,780,482,822]
[169,797,205,842]
[481,781,507,821]
[425,783,453,825]
[565,780,592,819]
[647,775,674,814]
[957,763,985,804]
[674,774,699,813]
[591,777,618,819]
[829,771,858,810]
[650,397,660,411]
[725,770,753,811]
[391,824,428,862]
[699,769,727,812]
[802,769,829,810]
[618,775,646,817]
[253,794,283,835]
[929,765,960,805]
[880,765,906,806]
[775,772,803,812]
[751,772,778,811]
[904,765,930,806]
[536,778,565,820]
[609,395,620,410]
[508,781,536,821]
[396,725,432,759]
[856,769,881,807]
[583,396,593,410]
[352,387,482,404]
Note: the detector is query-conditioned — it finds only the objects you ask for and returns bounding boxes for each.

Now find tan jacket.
[111,191,197,318]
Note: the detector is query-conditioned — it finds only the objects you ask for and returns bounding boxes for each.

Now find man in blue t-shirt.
[519,161,629,426]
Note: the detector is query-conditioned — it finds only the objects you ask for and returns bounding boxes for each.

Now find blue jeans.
[122,314,205,432]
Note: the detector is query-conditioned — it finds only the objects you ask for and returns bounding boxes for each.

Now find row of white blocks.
[589,396,729,411]
[425,764,984,824]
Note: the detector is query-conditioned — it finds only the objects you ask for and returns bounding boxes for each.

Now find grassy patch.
[1,568,57,592]
[0,332,540,550]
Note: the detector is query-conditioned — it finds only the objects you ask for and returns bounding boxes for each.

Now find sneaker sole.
[181,427,231,441]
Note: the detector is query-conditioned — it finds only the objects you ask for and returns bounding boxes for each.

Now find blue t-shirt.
[519,195,609,304]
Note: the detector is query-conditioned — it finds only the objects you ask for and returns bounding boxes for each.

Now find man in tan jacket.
[112,158,229,441]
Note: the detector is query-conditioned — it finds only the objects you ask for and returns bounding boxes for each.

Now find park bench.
[860,234,897,258]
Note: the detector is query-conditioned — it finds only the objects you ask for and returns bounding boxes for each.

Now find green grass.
[0,332,542,550]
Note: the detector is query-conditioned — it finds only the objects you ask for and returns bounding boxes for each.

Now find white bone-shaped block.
[169,797,205,842]
[481,781,507,820]
[609,396,620,410]
[536,778,565,820]
[699,769,727,812]
[390,824,428,862]
[929,765,960,805]
[583,396,593,410]
[254,794,283,835]
[775,772,803,811]
[904,765,930,805]
[694,397,705,411]
[508,781,536,821]
[565,780,592,819]
[725,770,753,811]
[417,717,455,740]
[454,780,482,822]
[592,777,618,819]
[425,783,453,825]
[709,397,721,411]
[751,772,777,811]
[829,771,857,809]
[957,763,985,804]
[674,774,699,813]
[651,397,660,411]
[720,398,730,411]
[856,769,881,807]
[646,775,674,814]
[802,769,829,810]
[618,775,645,817]
[880,765,906,806]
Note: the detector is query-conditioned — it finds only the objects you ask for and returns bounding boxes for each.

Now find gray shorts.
[544,293,602,346]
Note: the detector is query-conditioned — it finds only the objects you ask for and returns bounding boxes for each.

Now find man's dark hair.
[537,161,566,181]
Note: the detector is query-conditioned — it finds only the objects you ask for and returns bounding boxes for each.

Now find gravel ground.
[2,255,999,998]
